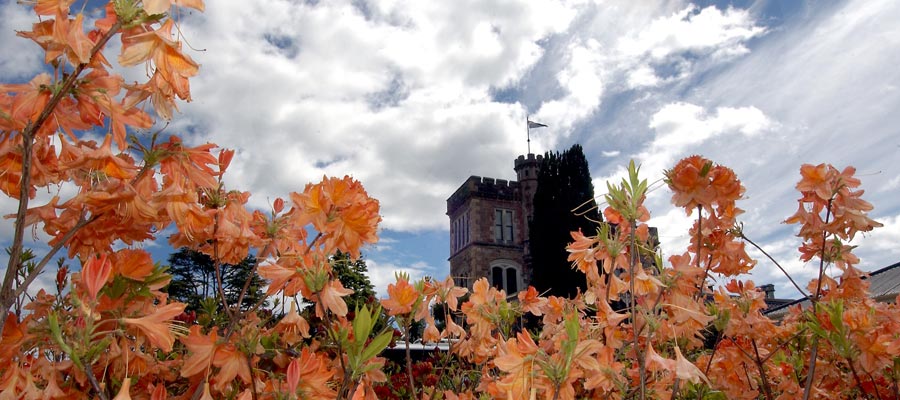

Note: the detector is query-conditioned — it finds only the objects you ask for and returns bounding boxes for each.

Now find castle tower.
[447,154,543,294]
[514,153,542,257]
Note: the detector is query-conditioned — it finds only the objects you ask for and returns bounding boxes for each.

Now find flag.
[527,120,548,129]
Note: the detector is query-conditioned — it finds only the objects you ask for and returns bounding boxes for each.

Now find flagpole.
[526,114,531,154]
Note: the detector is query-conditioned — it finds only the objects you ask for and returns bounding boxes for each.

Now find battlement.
[447,175,521,214]
[514,153,543,168]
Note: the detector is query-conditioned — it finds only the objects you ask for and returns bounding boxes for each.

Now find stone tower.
[446,153,543,294]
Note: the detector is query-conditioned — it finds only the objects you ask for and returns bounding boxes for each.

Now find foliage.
[530,144,602,298]
[331,251,377,314]
[0,2,897,400]
[166,247,268,315]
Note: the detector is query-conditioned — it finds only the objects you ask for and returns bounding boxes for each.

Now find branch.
[738,229,809,299]
[13,214,97,300]
[0,18,124,333]
[803,199,834,400]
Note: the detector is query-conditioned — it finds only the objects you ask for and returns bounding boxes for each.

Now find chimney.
[759,284,775,300]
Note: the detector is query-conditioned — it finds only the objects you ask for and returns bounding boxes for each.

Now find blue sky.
[1,0,898,299]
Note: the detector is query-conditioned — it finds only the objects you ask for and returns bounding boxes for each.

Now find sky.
[1,0,899,300]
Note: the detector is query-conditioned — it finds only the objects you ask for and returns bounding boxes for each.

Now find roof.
[764,260,900,317]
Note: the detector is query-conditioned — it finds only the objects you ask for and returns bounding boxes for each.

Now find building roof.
[764,260,900,318]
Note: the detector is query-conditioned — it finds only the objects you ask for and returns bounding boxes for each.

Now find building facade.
[446,153,542,294]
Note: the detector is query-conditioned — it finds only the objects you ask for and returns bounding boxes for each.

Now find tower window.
[494,209,514,243]
[451,212,469,253]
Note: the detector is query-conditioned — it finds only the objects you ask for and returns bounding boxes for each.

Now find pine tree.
[330,251,377,313]
[529,144,601,298]
[165,248,268,312]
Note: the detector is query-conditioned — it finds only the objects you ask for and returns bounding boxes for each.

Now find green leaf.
[361,330,393,363]
[352,304,373,346]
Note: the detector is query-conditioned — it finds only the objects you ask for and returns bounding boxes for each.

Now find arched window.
[489,260,522,294]
[506,268,518,294]
[491,266,503,290]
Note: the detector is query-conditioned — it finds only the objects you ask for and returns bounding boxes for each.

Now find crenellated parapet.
[514,153,543,169]
[447,175,521,214]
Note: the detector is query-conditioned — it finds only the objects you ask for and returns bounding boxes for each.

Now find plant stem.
[695,206,709,299]
[0,19,123,335]
[803,199,833,400]
[405,323,417,398]
[211,214,234,321]
[245,352,259,400]
[233,242,272,312]
[628,221,646,400]
[704,331,723,375]
[751,338,775,400]
[739,232,808,299]
[85,366,110,400]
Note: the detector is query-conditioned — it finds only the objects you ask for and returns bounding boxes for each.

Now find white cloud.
[601,150,620,157]
[365,259,433,297]
[616,5,764,60]
[0,2,43,80]
[612,102,776,203]
[532,3,764,149]
[168,0,581,232]
[854,213,900,267]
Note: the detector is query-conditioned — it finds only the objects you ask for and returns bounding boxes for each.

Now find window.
[451,212,469,253]
[494,209,514,243]
[489,261,521,294]
[491,266,503,289]
[506,268,518,293]
[454,272,470,290]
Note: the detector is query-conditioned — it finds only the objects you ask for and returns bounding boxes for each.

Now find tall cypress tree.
[529,144,600,298]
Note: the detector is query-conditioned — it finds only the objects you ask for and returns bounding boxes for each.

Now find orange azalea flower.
[665,155,715,212]
[150,384,167,400]
[199,382,214,400]
[274,302,310,345]
[493,332,539,398]
[518,286,546,316]
[212,343,251,391]
[316,279,353,318]
[673,346,708,385]
[81,254,112,301]
[630,267,664,296]
[434,276,468,311]
[423,317,441,344]
[0,313,26,362]
[381,276,419,316]
[287,348,335,400]
[122,302,185,352]
[112,378,131,400]
[110,249,155,281]
[257,260,304,296]
[644,343,674,373]
[33,0,74,16]
[291,176,381,259]
[286,356,302,395]
[142,0,205,15]
[180,325,217,378]
[708,164,743,207]
[567,229,600,281]
[796,163,834,202]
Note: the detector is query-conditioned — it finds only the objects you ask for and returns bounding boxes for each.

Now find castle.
[446,153,542,294]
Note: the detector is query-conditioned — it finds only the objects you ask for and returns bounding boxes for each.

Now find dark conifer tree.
[165,248,268,312]
[529,144,601,298]
[329,251,377,313]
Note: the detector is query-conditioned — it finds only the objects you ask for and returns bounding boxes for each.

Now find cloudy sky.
[1,0,899,299]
